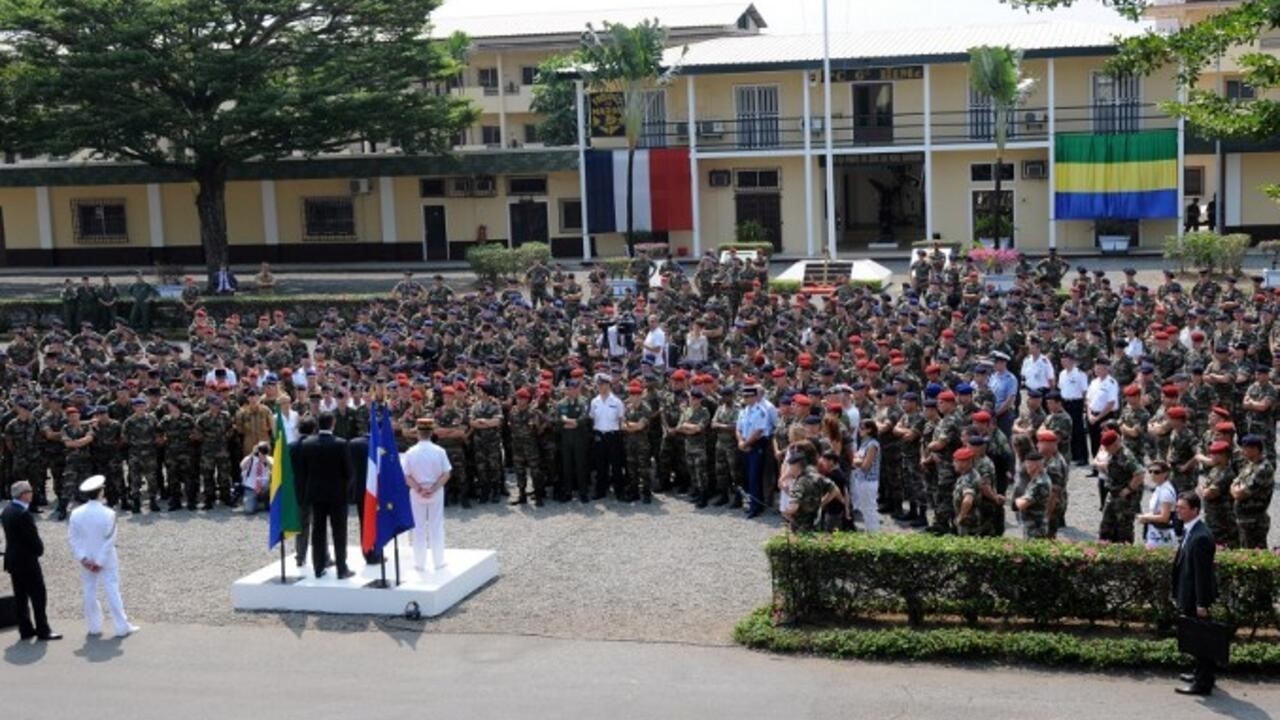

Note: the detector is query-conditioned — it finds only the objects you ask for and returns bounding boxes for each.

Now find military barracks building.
[0,0,1275,267]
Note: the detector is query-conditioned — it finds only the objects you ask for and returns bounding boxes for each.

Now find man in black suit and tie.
[1,481,61,641]
[294,412,354,579]
[1172,491,1218,696]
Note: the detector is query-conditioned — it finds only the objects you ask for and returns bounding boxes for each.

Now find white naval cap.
[79,475,106,494]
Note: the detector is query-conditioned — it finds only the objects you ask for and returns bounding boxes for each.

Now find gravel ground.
[10,463,1278,646]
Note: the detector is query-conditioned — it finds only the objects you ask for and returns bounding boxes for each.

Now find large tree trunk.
[194,165,229,290]
[625,144,636,257]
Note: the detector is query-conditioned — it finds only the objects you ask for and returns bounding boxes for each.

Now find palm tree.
[968,46,1036,248]
[580,20,686,256]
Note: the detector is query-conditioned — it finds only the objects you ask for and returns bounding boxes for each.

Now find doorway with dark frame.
[423,205,447,261]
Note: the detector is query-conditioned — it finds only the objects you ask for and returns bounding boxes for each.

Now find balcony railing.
[637,104,1175,151]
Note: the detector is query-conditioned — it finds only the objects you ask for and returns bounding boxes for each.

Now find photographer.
[239,441,273,515]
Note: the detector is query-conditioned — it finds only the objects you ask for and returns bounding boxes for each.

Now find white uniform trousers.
[80,564,130,635]
[409,492,445,572]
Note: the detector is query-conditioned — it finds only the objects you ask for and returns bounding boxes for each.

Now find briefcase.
[1177,617,1233,669]
[0,594,17,631]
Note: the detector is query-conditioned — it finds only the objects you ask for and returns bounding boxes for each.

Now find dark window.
[521,66,538,86]
[303,198,355,239]
[451,129,467,147]
[970,163,1015,183]
[560,199,583,232]
[478,68,498,88]
[482,126,501,145]
[1184,166,1205,197]
[420,178,447,197]
[735,169,780,189]
[1226,79,1256,100]
[509,176,548,195]
[73,200,128,243]
[523,124,539,144]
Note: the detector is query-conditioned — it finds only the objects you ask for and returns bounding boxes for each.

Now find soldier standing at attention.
[622,381,653,504]
[97,275,120,332]
[60,278,78,329]
[195,396,235,508]
[75,276,98,331]
[158,397,197,510]
[1231,435,1274,549]
[710,386,740,506]
[1014,451,1052,539]
[469,383,505,504]
[1198,440,1239,548]
[433,386,472,508]
[121,397,159,513]
[4,400,45,512]
[1165,406,1199,493]
[507,387,543,506]
[676,388,712,507]
[1095,430,1146,544]
[89,406,125,508]
[951,447,981,537]
[38,396,69,513]
[926,390,963,534]
[127,271,159,333]
[558,378,591,504]
[59,407,95,521]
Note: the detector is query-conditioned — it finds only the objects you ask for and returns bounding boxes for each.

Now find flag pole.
[279,536,286,584]
[393,533,402,587]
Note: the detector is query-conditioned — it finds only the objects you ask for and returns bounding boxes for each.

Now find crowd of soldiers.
[0,247,1274,548]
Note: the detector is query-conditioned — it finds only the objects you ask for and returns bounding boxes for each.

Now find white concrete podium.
[231,546,497,617]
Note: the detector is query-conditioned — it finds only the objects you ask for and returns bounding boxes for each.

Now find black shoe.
[592,492,607,500]
[36,632,62,641]
[170,502,184,512]
[131,496,142,514]
[745,509,763,519]
[461,498,472,509]
[712,494,729,507]
[1175,685,1212,696]
[1179,673,1196,684]
[729,495,743,509]
[149,498,161,512]
[642,493,652,504]
[534,498,545,508]
[28,506,43,515]
[910,514,930,528]
[695,498,708,509]
[54,507,68,522]
[580,495,590,504]
[891,510,911,522]
[314,569,327,579]
[337,569,356,580]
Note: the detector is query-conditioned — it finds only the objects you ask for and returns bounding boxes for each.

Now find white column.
[1047,58,1057,250]
[35,186,53,251]
[576,79,591,260]
[146,183,165,249]
[261,180,279,246]
[821,0,837,258]
[1176,81,1186,241]
[923,65,934,242]
[687,76,702,257]
[497,53,508,148]
[802,70,815,257]
[1225,154,1242,226]
[378,176,396,244]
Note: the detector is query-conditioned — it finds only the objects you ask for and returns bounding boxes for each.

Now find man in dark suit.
[294,413,354,579]
[345,431,382,564]
[1173,491,1218,696]
[1,481,61,641]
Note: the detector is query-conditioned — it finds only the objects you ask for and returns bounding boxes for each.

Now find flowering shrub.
[766,532,1280,633]
[966,247,1021,273]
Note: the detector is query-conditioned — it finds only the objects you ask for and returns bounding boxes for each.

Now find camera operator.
[239,441,273,515]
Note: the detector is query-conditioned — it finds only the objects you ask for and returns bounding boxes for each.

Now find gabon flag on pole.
[362,404,415,555]
[268,409,301,550]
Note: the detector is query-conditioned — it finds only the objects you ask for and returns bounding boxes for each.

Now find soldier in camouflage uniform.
[926,392,963,533]
[121,397,159,512]
[1095,430,1145,544]
[892,392,929,526]
[677,388,712,506]
[1241,365,1277,463]
[783,454,840,533]
[469,383,506,504]
[656,380,688,494]
[1014,451,1052,539]
[159,397,198,510]
[1040,392,1073,449]
[59,407,95,520]
[507,388,544,506]
[434,387,472,508]
[1199,440,1239,548]
[951,447,982,537]
[195,396,235,508]
[89,405,124,507]
[966,432,1005,537]
[1117,384,1150,464]
[710,388,740,506]
[622,382,653,504]
[38,399,68,510]
[1231,435,1274,549]
[532,388,562,502]
[1033,430,1069,537]
[1164,406,1198,494]
[3,400,45,509]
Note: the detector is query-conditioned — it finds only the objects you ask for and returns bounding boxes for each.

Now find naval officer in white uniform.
[68,475,139,638]
[401,418,451,573]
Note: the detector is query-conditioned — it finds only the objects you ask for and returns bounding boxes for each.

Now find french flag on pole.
[585,148,693,234]
[362,405,414,556]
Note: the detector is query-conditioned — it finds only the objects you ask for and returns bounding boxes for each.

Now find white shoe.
[434,563,447,572]
[117,624,141,638]
[413,565,425,573]
[87,630,102,638]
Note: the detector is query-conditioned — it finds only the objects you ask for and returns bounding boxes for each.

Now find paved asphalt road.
[5,623,1278,720]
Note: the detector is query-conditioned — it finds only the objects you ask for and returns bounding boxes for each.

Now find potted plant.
[974,215,1013,249]
[966,247,1021,293]
[1095,219,1133,254]
[1258,239,1280,287]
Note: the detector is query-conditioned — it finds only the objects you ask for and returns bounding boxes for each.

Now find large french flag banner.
[585,148,693,233]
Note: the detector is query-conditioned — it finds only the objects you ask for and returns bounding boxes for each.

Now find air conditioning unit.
[1024,111,1047,133]
[448,176,473,196]
[349,178,372,194]
[799,118,824,134]
[472,175,497,196]
[708,169,732,187]
[1022,160,1047,180]
[697,120,725,138]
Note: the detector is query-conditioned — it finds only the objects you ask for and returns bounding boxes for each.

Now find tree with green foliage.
[0,0,476,280]
[530,53,581,147]
[1001,0,1280,201]
[968,45,1035,247]
[579,19,685,256]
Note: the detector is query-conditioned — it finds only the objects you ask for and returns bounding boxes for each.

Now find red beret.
[972,411,992,423]
[671,370,688,381]
[891,357,906,366]
[627,383,643,395]
[1100,430,1120,446]
[570,368,585,378]
[865,362,881,372]
[1036,430,1058,442]
[925,364,941,374]
[515,387,531,399]
[1168,406,1188,420]
[1161,386,1179,398]
[941,329,956,338]
[793,394,811,406]
[1191,331,1206,341]
[1123,385,1141,397]
[1211,406,1231,419]
[938,390,956,402]
[1214,421,1236,433]
[1209,440,1231,454]
[442,386,455,395]
[770,368,786,378]
[825,402,842,413]
[1154,332,1169,341]
[827,352,842,360]
[953,447,975,461]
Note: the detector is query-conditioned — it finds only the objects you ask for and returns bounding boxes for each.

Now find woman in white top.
[276,395,300,444]
[682,320,709,366]
[1137,460,1178,549]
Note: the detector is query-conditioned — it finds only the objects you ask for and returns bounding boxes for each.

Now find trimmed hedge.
[465,242,551,283]
[734,608,1280,672]
[716,241,774,258]
[768,533,1280,633]
[769,279,884,295]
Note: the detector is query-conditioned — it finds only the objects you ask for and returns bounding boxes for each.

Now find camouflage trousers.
[61,459,94,504]
[199,453,234,505]
[714,436,740,497]
[685,445,709,499]
[440,444,469,503]
[1237,517,1270,550]
[657,434,687,491]
[92,454,126,505]
[536,435,560,498]
[43,453,65,503]
[1098,496,1137,544]
[165,450,196,505]
[902,457,927,508]
[510,436,544,499]
[1203,508,1239,549]
[1170,470,1197,495]
[978,498,1006,537]
[126,452,159,499]
[931,469,956,531]
[1021,516,1049,539]
[10,454,45,501]
[624,432,652,498]
[471,439,505,499]
[878,449,904,508]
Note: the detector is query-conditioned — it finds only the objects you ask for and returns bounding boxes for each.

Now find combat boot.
[131,494,142,514]
[149,496,161,512]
